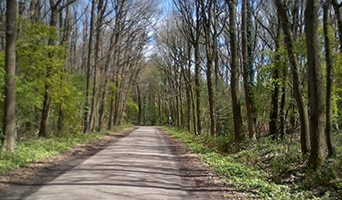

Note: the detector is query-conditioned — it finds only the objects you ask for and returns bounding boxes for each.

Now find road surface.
[3,127,195,200]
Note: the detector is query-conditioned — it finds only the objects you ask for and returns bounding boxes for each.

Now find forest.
[0,0,342,199]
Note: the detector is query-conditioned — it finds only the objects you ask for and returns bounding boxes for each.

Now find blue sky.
[159,0,174,19]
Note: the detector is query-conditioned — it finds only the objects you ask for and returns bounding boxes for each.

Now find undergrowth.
[164,127,339,200]
[0,124,134,174]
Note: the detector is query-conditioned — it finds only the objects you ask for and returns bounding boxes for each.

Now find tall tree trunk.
[2,0,17,152]
[39,0,58,137]
[89,0,105,132]
[228,0,244,142]
[98,19,120,131]
[113,70,121,126]
[83,0,95,133]
[269,18,281,140]
[57,3,70,133]
[242,0,255,139]
[323,0,336,158]
[195,4,202,135]
[98,59,112,131]
[108,90,115,129]
[275,1,310,154]
[185,84,191,132]
[179,76,184,128]
[306,0,326,168]
[175,92,180,127]
[143,96,146,126]
[191,87,197,135]
[201,0,217,136]
[158,96,162,125]
[137,85,142,125]
[333,0,342,52]
[279,63,287,140]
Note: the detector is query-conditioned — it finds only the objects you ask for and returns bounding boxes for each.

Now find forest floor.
[0,127,247,200]
[163,127,342,200]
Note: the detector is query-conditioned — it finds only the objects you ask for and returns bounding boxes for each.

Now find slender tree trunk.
[158,96,162,125]
[323,1,336,158]
[228,0,244,142]
[175,92,180,127]
[39,0,58,137]
[0,3,4,51]
[143,96,146,126]
[98,23,118,131]
[333,0,342,52]
[179,76,184,128]
[137,85,142,125]
[191,87,197,135]
[108,90,115,129]
[89,0,105,132]
[306,0,326,168]
[113,71,121,126]
[83,0,95,133]
[201,0,217,136]
[279,66,288,140]
[269,18,281,140]
[195,4,202,135]
[242,0,256,139]
[275,1,310,154]
[2,0,17,151]
[57,3,70,133]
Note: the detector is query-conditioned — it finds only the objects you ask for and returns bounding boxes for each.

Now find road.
[4,127,195,200]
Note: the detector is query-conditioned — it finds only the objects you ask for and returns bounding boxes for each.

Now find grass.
[0,124,134,174]
[164,127,336,200]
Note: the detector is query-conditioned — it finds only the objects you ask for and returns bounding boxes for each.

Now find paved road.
[8,127,190,200]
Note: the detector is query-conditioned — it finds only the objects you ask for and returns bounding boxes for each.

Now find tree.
[242,0,255,139]
[269,17,281,140]
[83,0,96,133]
[200,0,217,136]
[2,0,17,151]
[39,0,59,137]
[226,0,244,142]
[323,0,336,158]
[306,0,326,168]
[88,0,107,131]
[275,0,310,154]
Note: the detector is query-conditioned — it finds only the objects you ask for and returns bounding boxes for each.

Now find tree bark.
[39,0,58,137]
[228,0,244,142]
[89,0,105,132]
[323,0,336,158]
[275,1,310,154]
[83,0,96,133]
[194,4,202,135]
[98,34,115,131]
[201,0,217,136]
[279,61,287,140]
[305,0,326,168]
[2,0,17,151]
[269,17,281,140]
[137,85,142,125]
[333,0,342,52]
[242,0,256,139]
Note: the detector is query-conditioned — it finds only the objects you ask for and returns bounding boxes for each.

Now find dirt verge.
[159,128,255,200]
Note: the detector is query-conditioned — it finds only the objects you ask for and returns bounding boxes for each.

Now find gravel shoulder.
[160,128,253,200]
